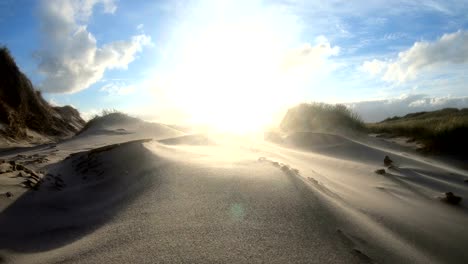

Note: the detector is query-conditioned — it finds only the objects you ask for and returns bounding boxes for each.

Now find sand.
[0,118,467,263]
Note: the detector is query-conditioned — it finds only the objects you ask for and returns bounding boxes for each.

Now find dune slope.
[0,47,85,146]
[0,121,467,263]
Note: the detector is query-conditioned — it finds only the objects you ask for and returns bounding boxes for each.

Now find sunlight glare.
[151,1,308,133]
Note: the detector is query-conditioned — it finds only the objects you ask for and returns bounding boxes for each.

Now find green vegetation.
[280,103,468,155]
[280,103,365,133]
[367,108,468,154]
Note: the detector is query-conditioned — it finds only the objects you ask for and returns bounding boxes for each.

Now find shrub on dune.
[280,102,365,133]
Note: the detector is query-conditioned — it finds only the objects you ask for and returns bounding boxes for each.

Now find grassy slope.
[279,103,468,155]
[367,108,468,154]
[280,103,365,133]
[0,46,85,139]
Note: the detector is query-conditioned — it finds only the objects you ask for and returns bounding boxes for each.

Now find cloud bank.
[348,94,468,122]
[362,31,468,83]
[36,0,151,93]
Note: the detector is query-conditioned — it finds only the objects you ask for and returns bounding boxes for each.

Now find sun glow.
[148,0,335,133]
[176,22,294,133]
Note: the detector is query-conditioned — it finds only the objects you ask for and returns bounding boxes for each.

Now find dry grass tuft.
[280,102,365,133]
[367,108,468,154]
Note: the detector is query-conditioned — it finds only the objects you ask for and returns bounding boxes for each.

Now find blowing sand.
[0,119,467,263]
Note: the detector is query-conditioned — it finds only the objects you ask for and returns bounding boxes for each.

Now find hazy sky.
[1,0,468,128]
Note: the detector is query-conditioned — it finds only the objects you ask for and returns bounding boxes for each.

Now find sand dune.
[158,134,215,146]
[0,139,157,253]
[0,119,467,263]
[261,134,468,263]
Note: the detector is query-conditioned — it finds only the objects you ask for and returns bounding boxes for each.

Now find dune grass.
[78,109,133,134]
[280,103,468,155]
[280,103,365,133]
[367,108,468,154]
[0,46,84,138]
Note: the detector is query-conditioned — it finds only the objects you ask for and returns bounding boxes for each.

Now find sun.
[160,25,297,133]
[148,2,309,134]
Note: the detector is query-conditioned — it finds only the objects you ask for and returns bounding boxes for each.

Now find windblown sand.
[0,118,467,263]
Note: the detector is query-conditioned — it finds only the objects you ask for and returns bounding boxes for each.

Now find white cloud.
[408,95,468,108]
[281,36,340,71]
[47,97,60,106]
[362,30,468,83]
[361,59,386,75]
[383,32,408,41]
[73,0,117,20]
[282,0,466,17]
[347,94,468,122]
[80,108,101,121]
[36,0,151,93]
[100,82,136,95]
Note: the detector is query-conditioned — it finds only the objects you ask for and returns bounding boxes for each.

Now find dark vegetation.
[279,102,468,155]
[280,103,365,133]
[0,46,84,140]
[367,108,468,154]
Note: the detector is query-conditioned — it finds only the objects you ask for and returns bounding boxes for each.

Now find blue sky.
[1,0,468,128]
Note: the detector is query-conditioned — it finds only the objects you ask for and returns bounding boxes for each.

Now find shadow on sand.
[0,140,161,253]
